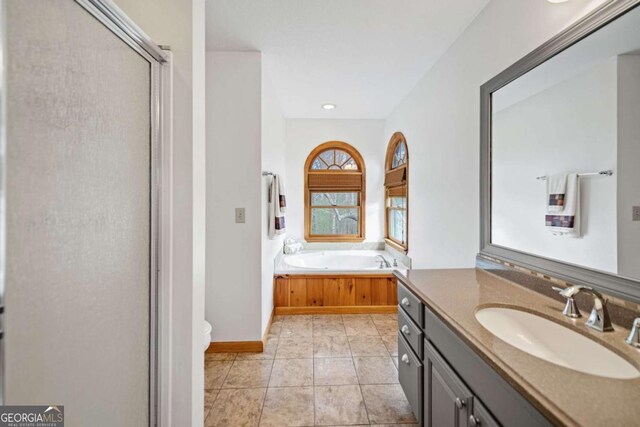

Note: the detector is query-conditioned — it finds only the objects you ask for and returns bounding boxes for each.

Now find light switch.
[235,208,246,223]
[633,206,640,221]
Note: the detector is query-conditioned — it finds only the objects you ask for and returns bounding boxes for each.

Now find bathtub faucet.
[376,255,391,269]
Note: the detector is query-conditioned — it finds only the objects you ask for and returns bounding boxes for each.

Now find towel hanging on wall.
[268,174,287,238]
[545,173,580,237]
[546,173,567,213]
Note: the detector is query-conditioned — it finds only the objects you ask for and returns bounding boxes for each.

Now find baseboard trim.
[207,340,264,353]
[262,307,275,345]
[275,305,397,315]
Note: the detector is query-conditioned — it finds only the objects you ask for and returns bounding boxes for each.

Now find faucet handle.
[553,287,581,318]
[626,318,640,348]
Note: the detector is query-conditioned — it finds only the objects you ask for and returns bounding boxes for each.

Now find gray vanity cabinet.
[397,279,552,427]
[424,340,472,427]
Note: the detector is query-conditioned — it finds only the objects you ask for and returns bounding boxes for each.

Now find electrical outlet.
[235,208,246,223]
[633,206,640,221]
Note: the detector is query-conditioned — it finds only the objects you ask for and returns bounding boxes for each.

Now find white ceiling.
[206,0,489,119]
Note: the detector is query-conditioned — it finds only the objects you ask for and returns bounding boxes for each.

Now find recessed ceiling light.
[547,0,570,3]
[322,103,336,110]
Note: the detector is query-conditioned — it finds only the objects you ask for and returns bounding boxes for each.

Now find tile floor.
[204,313,418,426]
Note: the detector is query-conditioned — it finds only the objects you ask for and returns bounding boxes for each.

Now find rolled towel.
[283,243,303,254]
[284,238,296,245]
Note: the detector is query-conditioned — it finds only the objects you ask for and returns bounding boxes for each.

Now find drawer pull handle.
[469,415,479,427]
[401,354,410,365]
[401,297,411,307]
[401,325,410,335]
[455,397,465,409]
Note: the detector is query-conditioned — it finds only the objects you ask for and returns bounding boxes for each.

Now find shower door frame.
[0,1,169,425]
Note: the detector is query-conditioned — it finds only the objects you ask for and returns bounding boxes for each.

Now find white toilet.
[204,320,212,351]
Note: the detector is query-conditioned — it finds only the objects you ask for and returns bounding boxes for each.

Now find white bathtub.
[276,250,406,274]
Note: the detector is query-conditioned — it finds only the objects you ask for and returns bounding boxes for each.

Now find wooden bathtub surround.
[274,274,398,315]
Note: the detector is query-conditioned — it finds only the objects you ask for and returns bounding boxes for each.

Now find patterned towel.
[545,173,580,237]
[268,174,286,238]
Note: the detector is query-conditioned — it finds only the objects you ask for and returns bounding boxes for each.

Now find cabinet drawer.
[398,333,423,425]
[472,398,500,427]
[397,281,424,327]
[398,306,423,359]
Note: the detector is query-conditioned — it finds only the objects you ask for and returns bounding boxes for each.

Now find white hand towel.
[545,173,580,237]
[268,174,287,239]
[546,173,567,213]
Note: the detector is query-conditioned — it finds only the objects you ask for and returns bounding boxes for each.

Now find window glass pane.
[392,141,406,168]
[311,149,358,170]
[311,192,359,206]
[320,149,335,166]
[342,158,358,170]
[311,158,327,170]
[311,208,359,235]
[389,196,406,209]
[334,149,350,166]
[389,209,407,243]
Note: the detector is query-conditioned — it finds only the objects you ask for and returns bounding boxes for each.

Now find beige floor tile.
[341,314,371,321]
[381,335,398,357]
[370,313,397,322]
[267,322,282,337]
[353,357,398,384]
[343,317,379,336]
[372,319,398,335]
[204,388,219,410]
[276,337,314,359]
[313,314,343,322]
[236,337,279,360]
[392,356,399,369]
[259,387,315,427]
[280,320,313,337]
[348,335,390,357]
[313,336,352,358]
[205,352,237,361]
[205,360,233,389]
[222,360,273,388]
[284,314,312,322]
[314,358,358,386]
[269,358,314,387]
[205,387,266,427]
[361,384,417,425]
[314,385,369,426]
[313,321,347,337]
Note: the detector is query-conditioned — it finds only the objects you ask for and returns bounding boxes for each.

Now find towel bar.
[536,170,613,181]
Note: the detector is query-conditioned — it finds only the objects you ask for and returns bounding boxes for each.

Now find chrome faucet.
[626,318,640,348]
[553,285,613,332]
[376,255,391,269]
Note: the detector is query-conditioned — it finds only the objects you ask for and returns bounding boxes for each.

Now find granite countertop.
[394,268,640,427]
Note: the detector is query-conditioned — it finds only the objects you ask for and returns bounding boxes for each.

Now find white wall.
[492,59,617,274]
[285,119,386,242]
[261,72,287,333]
[617,55,640,279]
[112,0,205,424]
[206,52,263,342]
[384,0,608,269]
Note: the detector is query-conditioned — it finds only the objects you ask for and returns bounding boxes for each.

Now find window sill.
[305,236,366,243]
[384,238,407,254]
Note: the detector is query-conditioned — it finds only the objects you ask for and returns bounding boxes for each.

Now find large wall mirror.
[480,0,640,303]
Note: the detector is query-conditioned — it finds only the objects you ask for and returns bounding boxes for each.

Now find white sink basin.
[475,307,639,379]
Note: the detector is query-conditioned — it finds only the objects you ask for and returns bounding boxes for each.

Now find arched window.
[384,132,408,252]
[304,141,366,242]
